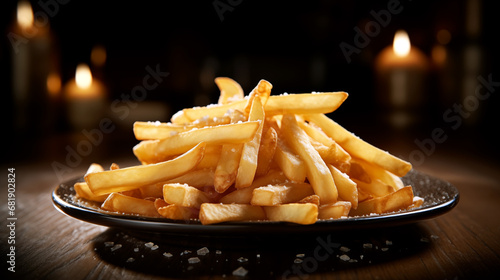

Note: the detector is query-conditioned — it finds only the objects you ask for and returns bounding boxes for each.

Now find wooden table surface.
[2,132,500,280]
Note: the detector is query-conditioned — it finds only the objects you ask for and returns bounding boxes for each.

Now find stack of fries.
[75,77,423,225]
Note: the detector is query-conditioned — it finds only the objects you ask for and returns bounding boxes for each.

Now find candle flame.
[393,30,411,57]
[17,1,34,29]
[75,64,93,89]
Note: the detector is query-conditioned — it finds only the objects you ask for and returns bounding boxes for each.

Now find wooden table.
[2,132,500,280]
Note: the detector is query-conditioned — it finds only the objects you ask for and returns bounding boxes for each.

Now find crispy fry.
[255,126,278,177]
[163,183,211,209]
[133,121,259,164]
[154,199,199,220]
[305,113,412,177]
[251,183,315,206]
[101,193,160,217]
[281,114,337,204]
[235,96,265,189]
[199,203,266,225]
[328,165,358,209]
[264,203,318,225]
[215,77,244,104]
[318,201,351,220]
[86,142,206,196]
[74,182,109,202]
[350,186,414,216]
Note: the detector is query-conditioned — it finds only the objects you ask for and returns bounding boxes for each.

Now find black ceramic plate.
[52,169,459,236]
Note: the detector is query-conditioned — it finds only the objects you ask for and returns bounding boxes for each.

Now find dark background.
[1,0,498,166]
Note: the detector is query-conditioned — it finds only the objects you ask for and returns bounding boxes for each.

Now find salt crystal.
[216,250,222,255]
[110,244,122,252]
[232,266,248,277]
[104,241,114,247]
[339,254,350,261]
[144,242,154,248]
[163,252,173,258]
[296,253,305,258]
[188,257,201,264]
[294,258,303,264]
[197,247,210,256]
[381,248,389,252]
[237,257,248,263]
[363,243,373,249]
[340,246,350,252]
[134,248,139,252]
[151,245,159,250]
[386,240,393,245]
[126,257,135,263]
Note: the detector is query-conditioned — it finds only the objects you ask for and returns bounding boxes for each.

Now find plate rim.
[52,169,459,235]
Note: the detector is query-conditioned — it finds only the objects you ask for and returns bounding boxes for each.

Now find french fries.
[77,77,422,225]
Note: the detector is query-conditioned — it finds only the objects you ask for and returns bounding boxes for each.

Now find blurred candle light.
[64,63,107,130]
[375,30,429,128]
[11,0,56,134]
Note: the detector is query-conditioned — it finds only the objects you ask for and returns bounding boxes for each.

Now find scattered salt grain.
[296,253,305,258]
[197,247,209,256]
[340,246,350,252]
[134,247,139,252]
[237,257,248,263]
[104,241,114,247]
[144,242,155,248]
[151,245,159,250]
[363,243,373,249]
[420,237,430,243]
[431,235,439,240]
[381,248,389,252]
[181,250,192,256]
[126,257,135,263]
[232,266,248,277]
[386,240,393,246]
[339,254,350,261]
[163,252,173,258]
[216,250,222,255]
[294,258,303,264]
[188,257,201,264]
[110,244,122,252]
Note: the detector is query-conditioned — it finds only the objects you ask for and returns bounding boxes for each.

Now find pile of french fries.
[75,77,423,225]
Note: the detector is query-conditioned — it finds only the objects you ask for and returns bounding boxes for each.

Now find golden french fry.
[297,195,320,205]
[305,113,412,177]
[199,203,266,225]
[264,203,318,225]
[273,132,307,183]
[251,183,315,206]
[74,182,109,202]
[213,109,247,193]
[215,77,244,104]
[181,92,344,122]
[355,158,405,190]
[255,126,278,177]
[133,121,259,164]
[300,122,351,173]
[218,169,288,204]
[264,92,348,116]
[133,117,231,141]
[163,183,211,209]
[244,79,273,115]
[328,165,358,209]
[348,159,371,183]
[101,193,160,217]
[354,178,394,197]
[154,199,199,220]
[166,168,216,189]
[85,163,104,175]
[281,114,337,204]
[349,186,414,216]
[86,142,206,196]
[318,201,351,220]
[235,96,265,189]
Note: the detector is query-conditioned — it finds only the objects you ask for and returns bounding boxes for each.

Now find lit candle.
[10,1,56,133]
[64,64,107,130]
[375,30,429,128]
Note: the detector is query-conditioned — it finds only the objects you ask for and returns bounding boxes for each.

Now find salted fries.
[78,77,423,225]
